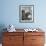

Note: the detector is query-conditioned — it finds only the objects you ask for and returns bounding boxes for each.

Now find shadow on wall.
[0,24,7,43]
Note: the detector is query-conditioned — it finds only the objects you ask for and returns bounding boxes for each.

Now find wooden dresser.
[2,29,45,46]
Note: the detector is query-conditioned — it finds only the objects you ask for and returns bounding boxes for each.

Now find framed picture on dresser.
[19,5,34,23]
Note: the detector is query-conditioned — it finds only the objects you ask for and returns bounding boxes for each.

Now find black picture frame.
[19,5,34,23]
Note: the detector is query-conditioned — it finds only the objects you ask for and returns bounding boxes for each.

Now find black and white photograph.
[19,5,34,23]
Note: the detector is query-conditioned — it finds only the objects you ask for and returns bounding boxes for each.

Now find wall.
[0,0,46,29]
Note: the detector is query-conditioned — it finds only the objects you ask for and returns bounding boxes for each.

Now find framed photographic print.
[19,5,34,23]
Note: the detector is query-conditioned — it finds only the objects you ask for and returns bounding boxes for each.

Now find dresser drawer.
[24,32,44,36]
[3,42,23,46]
[32,36,45,44]
[3,35,23,44]
[32,44,44,46]
[3,36,23,46]
[3,32,23,36]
